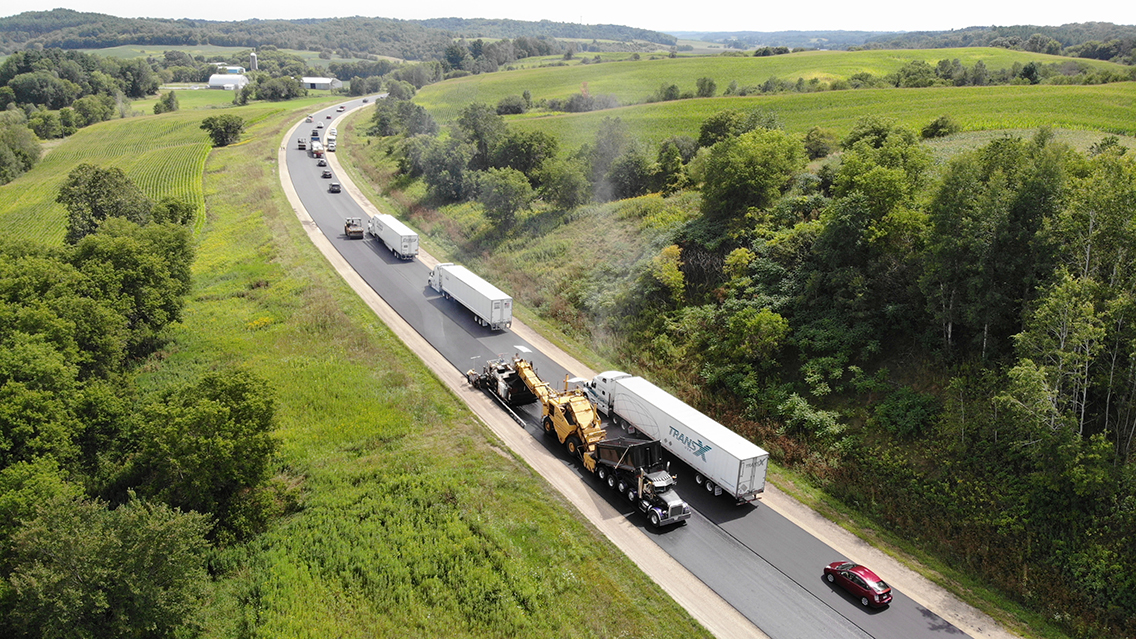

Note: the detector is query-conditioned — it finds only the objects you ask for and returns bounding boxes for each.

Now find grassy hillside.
[505,82,1136,152]
[0,96,334,243]
[414,47,1130,123]
[0,112,212,243]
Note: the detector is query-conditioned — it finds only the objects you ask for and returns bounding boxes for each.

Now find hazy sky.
[8,1,1135,34]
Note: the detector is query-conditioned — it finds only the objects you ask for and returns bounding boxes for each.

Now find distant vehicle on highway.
[824,562,892,608]
[362,98,369,102]
[321,169,332,179]
[329,182,341,193]
[336,106,346,112]
[317,158,327,167]
[317,122,324,128]
[326,114,333,119]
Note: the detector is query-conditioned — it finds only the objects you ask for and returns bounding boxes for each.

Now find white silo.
[250,52,258,71]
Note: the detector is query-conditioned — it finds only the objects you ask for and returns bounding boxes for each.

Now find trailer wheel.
[596,466,608,481]
[542,417,554,436]
[649,511,661,528]
[694,474,704,485]
[565,437,582,459]
[705,480,716,493]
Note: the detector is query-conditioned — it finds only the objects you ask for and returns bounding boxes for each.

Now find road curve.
[280,97,1014,639]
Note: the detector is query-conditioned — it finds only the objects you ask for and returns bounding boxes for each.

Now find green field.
[0,112,212,243]
[415,47,1130,123]
[134,87,243,113]
[0,95,336,244]
[506,82,1136,152]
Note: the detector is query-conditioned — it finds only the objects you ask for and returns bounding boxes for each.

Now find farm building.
[208,74,249,90]
[301,77,343,91]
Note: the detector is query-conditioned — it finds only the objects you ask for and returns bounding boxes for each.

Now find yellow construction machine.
[512,357,606,459]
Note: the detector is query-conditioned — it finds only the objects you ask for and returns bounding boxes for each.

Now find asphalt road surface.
[286,98,972,639]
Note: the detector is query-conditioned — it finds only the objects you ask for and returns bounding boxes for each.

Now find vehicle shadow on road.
[820,575,890,616]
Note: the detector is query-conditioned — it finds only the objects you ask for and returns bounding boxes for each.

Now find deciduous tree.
[200,114,246,147]
[5,494,211,638]
[57,164,152,244]
[477,167,534,228]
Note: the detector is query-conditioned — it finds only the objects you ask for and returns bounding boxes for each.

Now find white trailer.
[427,263,512,330]
[584,372,769,502]
[367,213,418,259]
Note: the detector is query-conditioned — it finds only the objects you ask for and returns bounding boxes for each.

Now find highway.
[285,97,973,639]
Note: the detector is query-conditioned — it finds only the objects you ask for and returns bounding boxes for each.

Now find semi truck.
[583,372,769,503]
[427,263,512,330]
[310,141,324,158]
[367,213,419,260]
[297,137,306,150]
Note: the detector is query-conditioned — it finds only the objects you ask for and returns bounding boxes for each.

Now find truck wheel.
[705,480,716,493]
[596,466,608,481]
[626,488,637,502]
[649,511,661,528]
[565,437,582,459]
[606,474,616,489]
[542,417,554,436]
[694,474,704,485]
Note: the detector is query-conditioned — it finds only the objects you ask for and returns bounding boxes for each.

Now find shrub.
[921,115,961,139]
[873,387,940,438]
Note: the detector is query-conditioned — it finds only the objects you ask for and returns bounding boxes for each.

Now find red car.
[824,561,893,608]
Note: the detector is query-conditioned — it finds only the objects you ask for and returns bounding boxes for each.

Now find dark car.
[328,182,341,193]
[824,561,892,608]
[326,114,333,119]
[321,170,333,179]
[317,158,327,167]
[362,98,369,103]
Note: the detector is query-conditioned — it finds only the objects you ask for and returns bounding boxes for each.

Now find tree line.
[861,22,1136,64]
[0,9,670,62]
[0,165,282,636]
